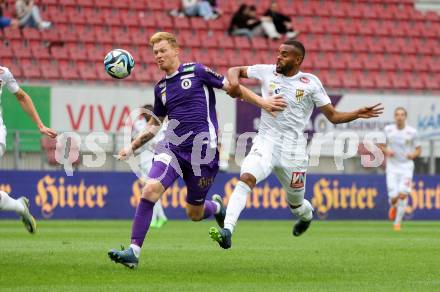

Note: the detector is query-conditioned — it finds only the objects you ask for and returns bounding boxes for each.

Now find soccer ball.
[104,49,135,79]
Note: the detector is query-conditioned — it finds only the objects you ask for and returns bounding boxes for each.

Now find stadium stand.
[0,0,439,90]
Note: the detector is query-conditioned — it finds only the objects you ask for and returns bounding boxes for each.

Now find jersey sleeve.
[311,77,331,107]
[247,64,274,81]
[153,86,167,118]
[1,68,20,94]
[195,63,225,89]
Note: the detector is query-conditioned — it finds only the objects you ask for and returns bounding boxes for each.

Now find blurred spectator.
[182,0,217,20]
[0,0,18,29]
[228,5,280,39]
[264,2,300,39]
[15,0,51,30]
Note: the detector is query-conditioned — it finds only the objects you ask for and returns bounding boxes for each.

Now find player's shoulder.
[384,124,395,132]
[406,125,418,134]
[250,64,276,71]
[192,62,224,79]
[298,72,323,87]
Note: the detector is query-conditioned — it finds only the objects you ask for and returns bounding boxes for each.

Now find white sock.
[224,181,251,233]
[394,198,407,225]
[213,201,221,214]
[290,199,313,221]
[152,201,160,221]
[156,200,167,220]
[0,191,25,214]
[130,244,141,258]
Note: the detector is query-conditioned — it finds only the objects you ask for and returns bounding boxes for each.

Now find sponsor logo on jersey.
[183,65,195,73]
[205,66,223,79]
[295,89,304,102]
[181,78,192,89]
[290,172,305,189]
[300,77,310,83]
[180,73,195,79]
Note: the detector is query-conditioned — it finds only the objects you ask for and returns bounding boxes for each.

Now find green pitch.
[1,220,439,291]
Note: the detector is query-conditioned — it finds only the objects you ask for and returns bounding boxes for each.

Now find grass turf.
[1,220,439,291]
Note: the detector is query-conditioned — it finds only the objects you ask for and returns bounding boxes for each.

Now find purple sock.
[203,200,217,219]
[131,198,155,247]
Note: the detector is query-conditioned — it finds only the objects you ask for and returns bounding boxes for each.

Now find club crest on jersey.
[158,82,166,88]
[290,172,305,189]
[295,89,304,102]
[300,77,310,83]
[161,91,166,104]
[181,78,192,89]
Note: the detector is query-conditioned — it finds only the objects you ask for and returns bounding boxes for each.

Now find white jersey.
[247,65,331,152]
[384,124,420,173]
[0,66,20,123]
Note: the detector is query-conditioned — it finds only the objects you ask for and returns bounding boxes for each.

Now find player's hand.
[226,83,242,98]
[357,103,384,119]
[263,94,287,117]
[385,149,394,157]
[407,153,416,160]
[116,147,133,161]
[39,125,57,138]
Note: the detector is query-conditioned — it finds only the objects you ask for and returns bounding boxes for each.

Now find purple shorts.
[148,146,219,205]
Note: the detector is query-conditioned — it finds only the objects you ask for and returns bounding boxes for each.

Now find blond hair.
[149,32,179,48]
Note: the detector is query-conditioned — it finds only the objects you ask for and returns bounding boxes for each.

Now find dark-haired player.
[209,39,384,249]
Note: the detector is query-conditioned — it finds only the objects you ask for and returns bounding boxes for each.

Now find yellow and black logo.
[295,89,304,102]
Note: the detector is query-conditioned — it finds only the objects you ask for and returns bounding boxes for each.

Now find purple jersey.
[153,63,225,150]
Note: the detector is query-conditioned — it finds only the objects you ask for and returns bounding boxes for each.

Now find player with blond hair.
[108,32,286,268]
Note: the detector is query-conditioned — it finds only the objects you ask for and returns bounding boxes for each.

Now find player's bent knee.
[186,206,204,221]
[240,173,256,189]
[142,180,164,202]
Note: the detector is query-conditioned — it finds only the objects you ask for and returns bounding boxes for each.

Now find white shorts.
[240,136,308,205]
[386,171,413,198]
[0,122,6,157]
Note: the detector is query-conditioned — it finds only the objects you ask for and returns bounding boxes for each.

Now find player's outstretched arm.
[319,103,384,124]
[224,66,287,116]
[118,116,164,160]
[14,89,57,138]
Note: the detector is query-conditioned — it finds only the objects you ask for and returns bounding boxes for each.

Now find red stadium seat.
[3,27,21,40]
[233,36,251,50]
[77,61,98,80]
[31,43,51,60]
[50,45,70,60]
[40,60,61,80]
[20,59,41,79]
[374,74,393,89]
[0,42,14,58]
[68,44,88,61]
[173,17,190,30]
[59,61,79,80]
[154,13,174,30]
[22,28,41,41]
[358,72,375,89]
[11,41,32,59]
[390,73,409,89]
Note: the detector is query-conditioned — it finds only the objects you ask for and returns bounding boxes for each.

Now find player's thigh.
[274,159,308,206]
[145,152,180,197]
[240,138,274,184]
[386,172,399,199]
[183,159,219,206]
